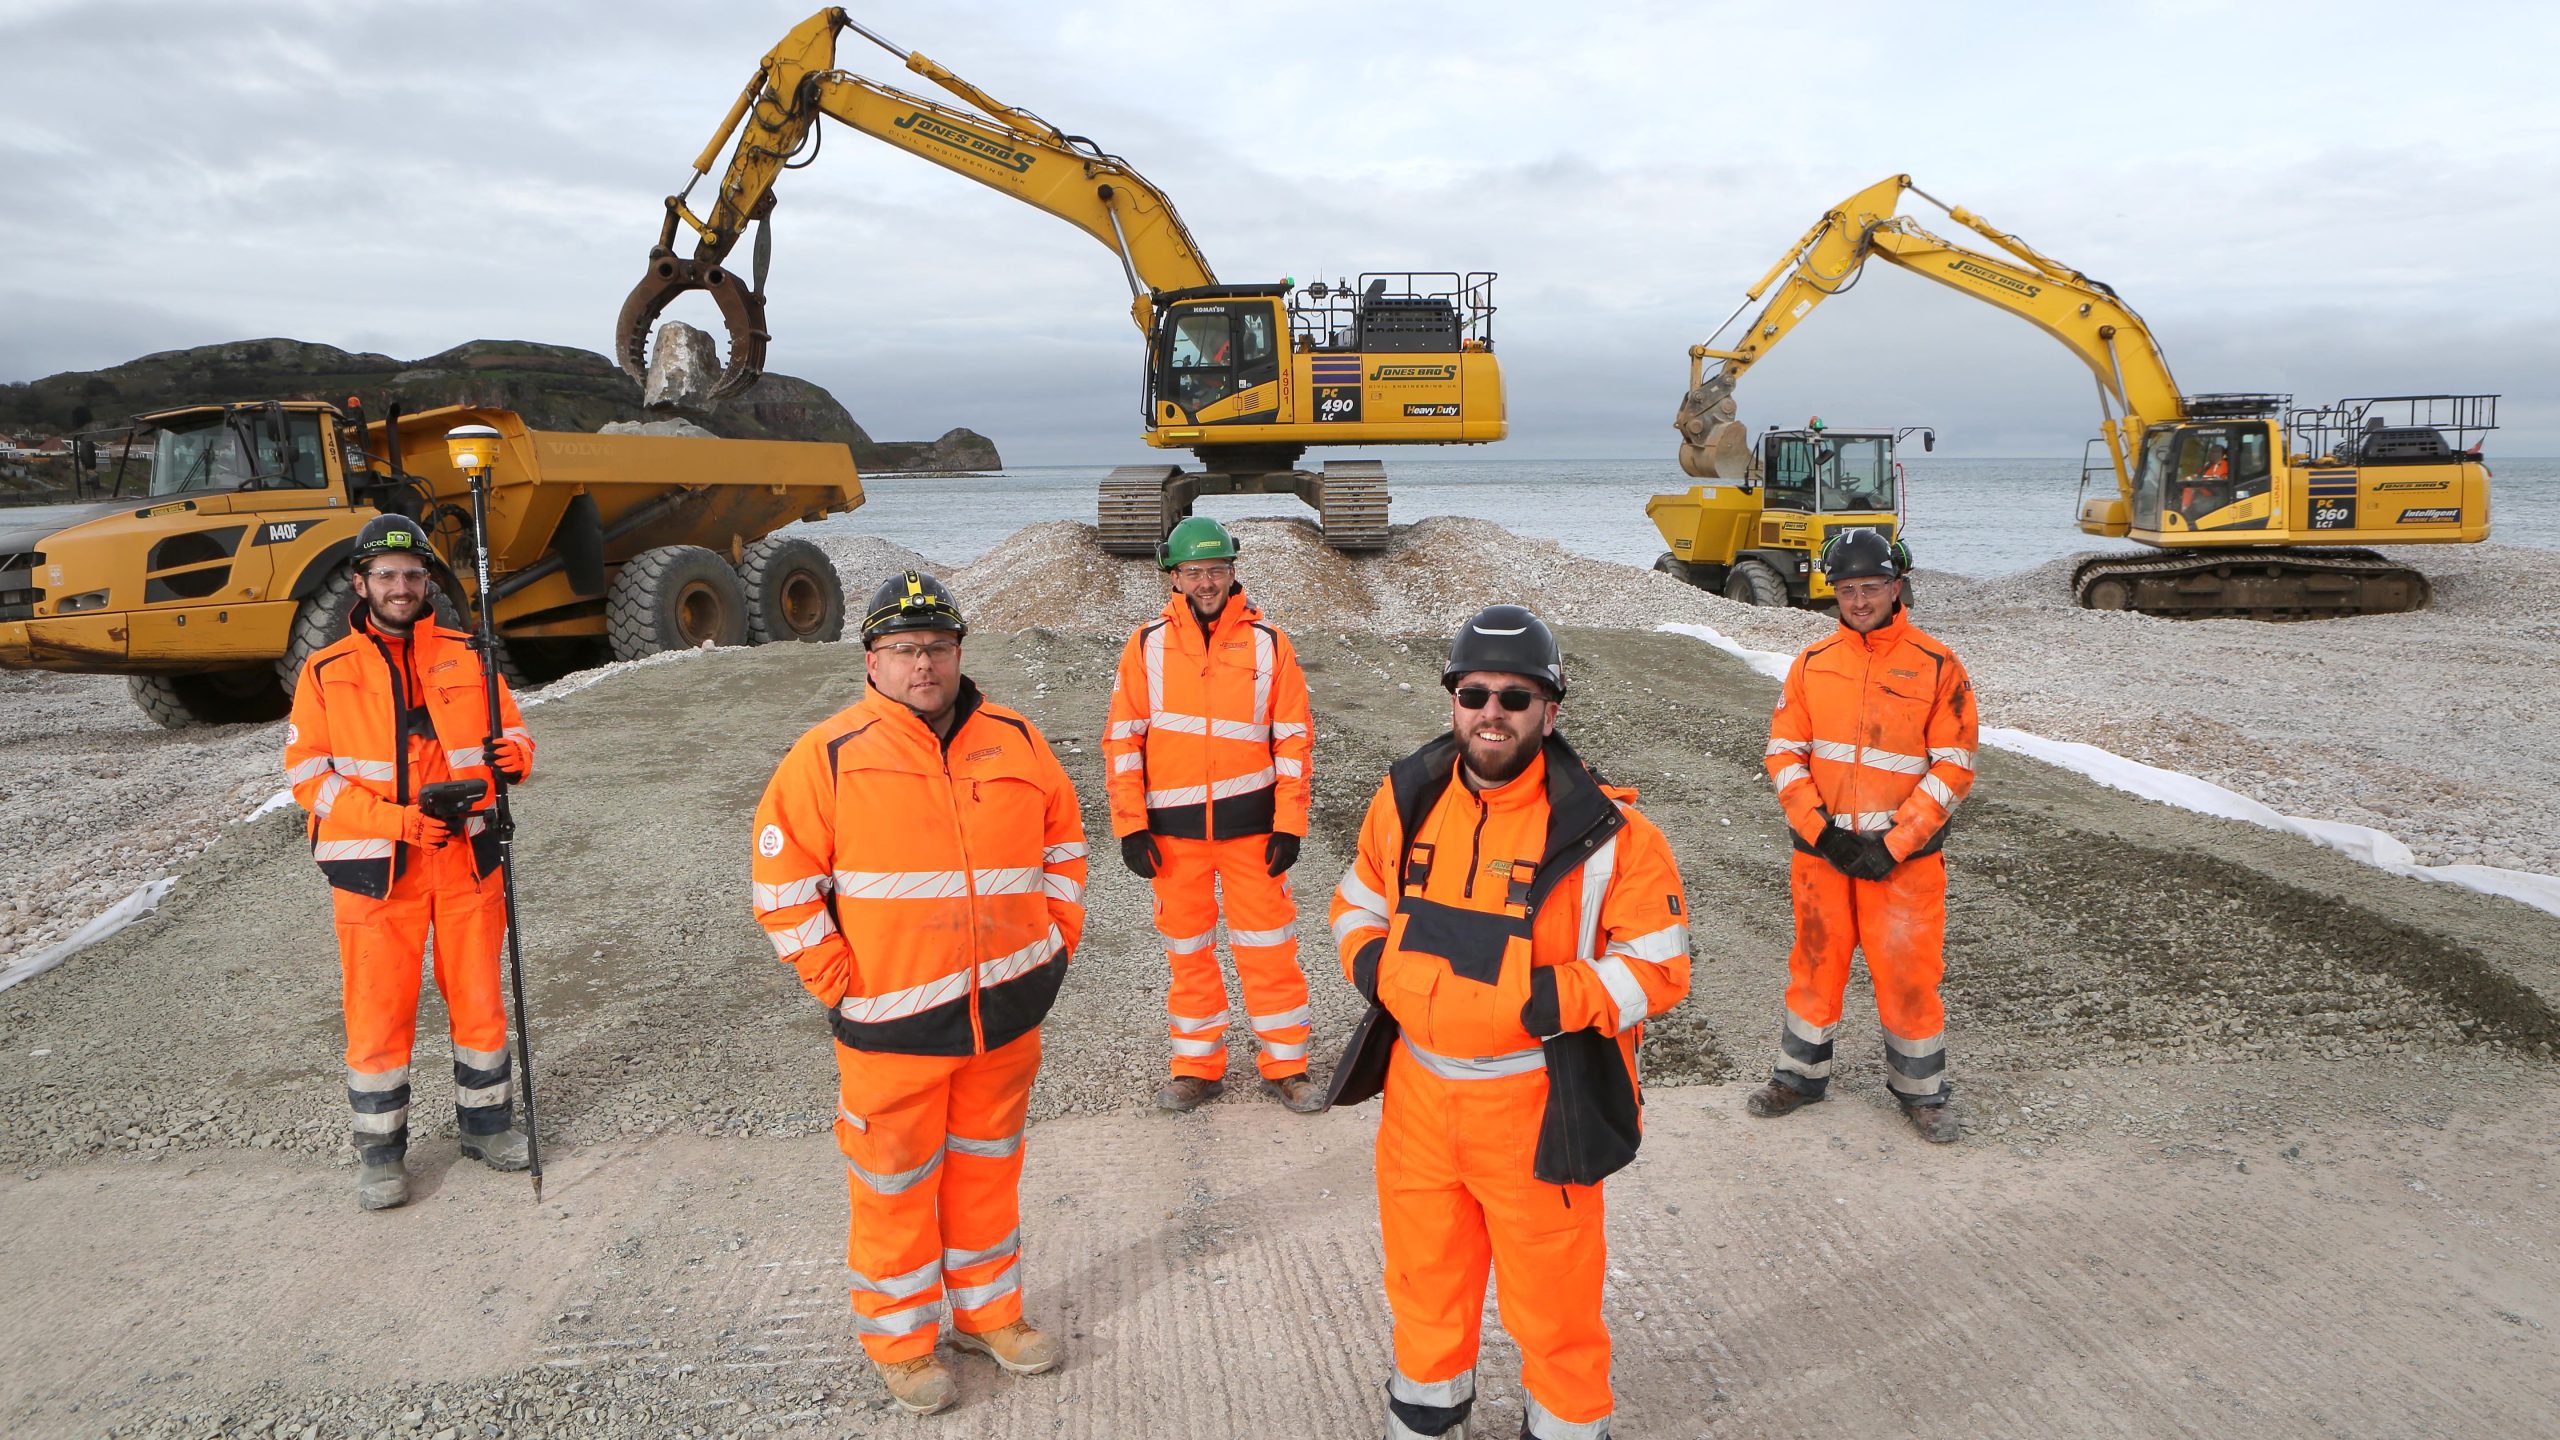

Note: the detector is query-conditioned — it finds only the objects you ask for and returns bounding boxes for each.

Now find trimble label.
[893,111,1035,173]
[2397,506,2461,523]
[1946,259,2040,298]
[1369,364,1457,382]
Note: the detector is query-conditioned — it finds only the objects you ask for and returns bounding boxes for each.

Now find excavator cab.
[1150,292,1288,425]
[1648,422,1931,608]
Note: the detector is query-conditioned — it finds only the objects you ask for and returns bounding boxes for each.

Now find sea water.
[813,455,2560,575]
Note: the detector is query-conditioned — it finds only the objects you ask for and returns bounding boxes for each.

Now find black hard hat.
[1819,528,1909,584]
[862,570,969,644]
[1442,604,1565,698]
[351,514,431,570]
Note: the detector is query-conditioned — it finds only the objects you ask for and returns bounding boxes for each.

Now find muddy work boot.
[356,1154,409,1211]
[950,1318,1063,1376]
[1261,1071,1325,1114]
[1154,1075,1225,1113]
[1902,1098,1960,1145]
[875,1354,958,1415]
[460,1126,532,1172]
[1743,1081,1825,1119]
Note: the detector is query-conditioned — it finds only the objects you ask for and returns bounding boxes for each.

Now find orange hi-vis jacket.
[753,679,1088,1057]
[285,613,528,899]
[1331,735,1690,1076]
[1765,609,1979,863]
[1103,587,1313,841]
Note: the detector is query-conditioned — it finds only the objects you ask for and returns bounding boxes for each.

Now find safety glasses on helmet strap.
[1454,685,1543,713]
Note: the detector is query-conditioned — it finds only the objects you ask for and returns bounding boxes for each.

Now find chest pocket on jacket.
[964,770,1046,838]
[1392,895,1527,986]
[1871,674,1933,742]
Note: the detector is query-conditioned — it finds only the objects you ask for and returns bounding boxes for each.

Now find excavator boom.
[617,7,1214,396]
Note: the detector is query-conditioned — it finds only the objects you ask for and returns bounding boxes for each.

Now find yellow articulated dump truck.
[0,398,863,725]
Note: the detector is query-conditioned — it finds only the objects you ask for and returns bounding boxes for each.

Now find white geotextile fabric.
[1659,621,2560,922]
[0,877,178,993]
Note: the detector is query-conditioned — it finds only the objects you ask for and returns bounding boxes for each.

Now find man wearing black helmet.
[1753,528,1978,1143]
[750,571,1088,1416]
[1329,605,1692,1440]
[282,514,535,1211]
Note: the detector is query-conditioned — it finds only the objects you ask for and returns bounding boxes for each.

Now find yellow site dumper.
[0,399,863,725]
[1648,422,1930,607]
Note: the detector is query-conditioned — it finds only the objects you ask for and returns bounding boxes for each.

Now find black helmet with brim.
[862,570,969,644]
[1442,604,1565,699]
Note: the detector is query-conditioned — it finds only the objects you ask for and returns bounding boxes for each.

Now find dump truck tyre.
[1724,558,1789,607]
[129,669,292,728]
[279,572,510,694]
[736,535,845,645]
[609,545,750,659]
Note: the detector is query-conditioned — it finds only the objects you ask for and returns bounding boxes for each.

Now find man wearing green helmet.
[1103,516,1322,1113]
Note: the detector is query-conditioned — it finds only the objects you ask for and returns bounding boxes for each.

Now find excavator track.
[1097,466,1179,557]
[1317,460,1391,552]
[2071,548,2429,620]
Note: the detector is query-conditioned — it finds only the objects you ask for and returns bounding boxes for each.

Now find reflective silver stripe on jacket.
[1109,719,1147,740]
[313,773,349,817]
[1400,1037,1544,1080]
[835,925,1062,1024]
[445,746,484,771]
[1333,871,1391,941]
[1929,746,1975,770]
[315,838,395,861]
[767,909,838,959]
[331,756,396,783]
[833,868,969,900]
[1044,841,1089,863]
[753,874,833,912]
[1829,810,1896,832]
[285,757,333,785]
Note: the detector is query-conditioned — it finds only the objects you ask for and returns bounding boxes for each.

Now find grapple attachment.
[614,249,770,399]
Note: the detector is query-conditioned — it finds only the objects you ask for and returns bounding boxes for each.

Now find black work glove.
[1119,832,1160,879]
[1848,834,1900,883]
[1264,831,1301,877]
[1813,824,1868,877]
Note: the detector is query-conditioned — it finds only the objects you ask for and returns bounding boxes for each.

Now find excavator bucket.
[1674,379,1753,479]
[614,250,770,399]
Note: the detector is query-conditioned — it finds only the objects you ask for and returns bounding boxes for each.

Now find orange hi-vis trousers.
[1379,1043,1612,1440]
[834,1029,1041,1364]
[1152,835,1311,1081]
[1772,850,1950,1106]
[333,832,512,1165]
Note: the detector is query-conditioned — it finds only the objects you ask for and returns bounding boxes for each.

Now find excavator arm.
[1675,174,2182,489]
[617,7,1217,397]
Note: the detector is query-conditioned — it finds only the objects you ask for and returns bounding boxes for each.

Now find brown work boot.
[875,1354,958,1415]
[949,1318,1063,1376]
[1902,1098,1961,1144]
[1154,1075,1224,1113]
[1261,1071,1325,1114]
[1743,1081,1825,1119]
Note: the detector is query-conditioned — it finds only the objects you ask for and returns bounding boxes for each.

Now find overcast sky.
[4,0,2554,461]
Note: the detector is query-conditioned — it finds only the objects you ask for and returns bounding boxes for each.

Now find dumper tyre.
[609,545,750,659]
[1652,552,1698,587]
[129,669,291,728]
[1723,558,1789,608]
[736,535,845,645]
[278,569,500,696]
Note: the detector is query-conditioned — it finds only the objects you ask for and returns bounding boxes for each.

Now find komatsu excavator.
[1670,174,2498,619]
[618,9,1505,555]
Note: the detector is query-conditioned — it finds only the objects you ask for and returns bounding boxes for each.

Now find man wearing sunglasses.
[1752,528,1978,1144]
[1330,604,1692,1440]
[1102,517,1321,1114]
[282,514,535,1212]
[751,570,1089,1415]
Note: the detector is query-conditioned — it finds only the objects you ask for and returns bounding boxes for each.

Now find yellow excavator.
[1668,174,2498,619]
[617,8,1506,555]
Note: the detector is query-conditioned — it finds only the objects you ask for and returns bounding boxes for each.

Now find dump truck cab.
[1648,422,1931,608]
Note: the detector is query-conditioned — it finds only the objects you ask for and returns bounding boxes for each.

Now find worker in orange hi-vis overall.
[1329,604,1692,1440]
[283,514,533,1214]
[751,571,1087,1418]
[1751,528,1979,1144]
[1102,516,1320,1114]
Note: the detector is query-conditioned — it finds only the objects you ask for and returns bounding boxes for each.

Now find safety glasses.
[1453,685,1544,713]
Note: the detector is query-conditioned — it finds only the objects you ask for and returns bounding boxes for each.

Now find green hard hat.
[1157,516,1240,570]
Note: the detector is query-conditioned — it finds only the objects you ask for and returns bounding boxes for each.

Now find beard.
[1458,723,1541,787]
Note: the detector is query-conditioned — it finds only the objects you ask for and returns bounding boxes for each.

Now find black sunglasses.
[1454,685,1544,713]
